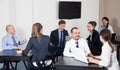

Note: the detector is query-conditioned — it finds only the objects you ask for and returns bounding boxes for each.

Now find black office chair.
[111,33,116,43]
[34,53,56,70]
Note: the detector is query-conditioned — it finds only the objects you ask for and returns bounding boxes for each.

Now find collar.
[58,29,64,32]
[7,33,15,37]
[71,38,81,42]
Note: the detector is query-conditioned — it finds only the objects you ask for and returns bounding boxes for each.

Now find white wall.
[0,0,99,50]
[0,0,10,51]
[33,0,99,37]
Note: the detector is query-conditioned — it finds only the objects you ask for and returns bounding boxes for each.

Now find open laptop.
[73,49,88,63]
[65,36,72,41]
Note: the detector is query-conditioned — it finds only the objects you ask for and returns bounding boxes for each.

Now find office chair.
[33,53,56,70]
[111,33,116,43]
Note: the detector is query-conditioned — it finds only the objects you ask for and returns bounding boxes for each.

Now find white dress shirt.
[99,42,119,70]
[98,24,114,33]
[63,38,91,57]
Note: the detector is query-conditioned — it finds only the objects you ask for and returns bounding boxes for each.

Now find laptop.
[65,36,72,41]
[73,49,88,63]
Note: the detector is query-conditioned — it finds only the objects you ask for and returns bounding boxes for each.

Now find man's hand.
[87,57,94,62]
[50,42,54,47]
[87,53,93,57]
[17,47,25,51]
[23,38,27,43]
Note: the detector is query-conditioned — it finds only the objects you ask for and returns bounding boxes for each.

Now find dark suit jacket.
[87,29,102,55]
[22,34,50,61]
[50,29,68,48]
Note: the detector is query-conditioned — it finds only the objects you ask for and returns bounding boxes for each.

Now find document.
[73,49,88,63]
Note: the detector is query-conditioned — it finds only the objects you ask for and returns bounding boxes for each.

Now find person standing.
[50,20,68,60]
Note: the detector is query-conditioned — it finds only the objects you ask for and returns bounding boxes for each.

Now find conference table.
[55,57,107,70]
[0,50,31,70]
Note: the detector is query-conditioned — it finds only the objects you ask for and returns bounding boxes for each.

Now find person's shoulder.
[42,34,49,38]
[64,29,68,32]
[29,36,35,41]
[108,24,113,28]
[103,42,112,50]
[51,29,58,32]
[2,34,9,39]
[79,38,87,42]
[41,35,50,43]
[93,30,99,35]
[66,38,73,43]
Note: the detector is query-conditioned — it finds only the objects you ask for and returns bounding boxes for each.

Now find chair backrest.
[111,33,116,40]
[44,53,56,61]
[36,53,56,70]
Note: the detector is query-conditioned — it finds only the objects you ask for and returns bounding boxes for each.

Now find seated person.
[2,24,27,50]
[88,29,119,70]
[98,17,114,34]
[87,21,102,55]
[2,24,27,70]
[22,23,50,69]
[63,27,92,58]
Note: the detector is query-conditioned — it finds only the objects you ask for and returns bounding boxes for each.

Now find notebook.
[73,49,88,63]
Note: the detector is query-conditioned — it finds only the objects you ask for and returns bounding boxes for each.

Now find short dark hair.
[58,20,66,25]
[71,27,78,33]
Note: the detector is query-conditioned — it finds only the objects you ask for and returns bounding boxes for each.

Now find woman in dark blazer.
[87,21,102,56]
[22,23,50,62]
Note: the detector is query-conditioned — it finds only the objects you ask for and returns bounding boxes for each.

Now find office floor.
[0,61,26,70]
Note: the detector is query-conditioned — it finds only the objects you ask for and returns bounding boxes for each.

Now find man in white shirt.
[63,27,91,58]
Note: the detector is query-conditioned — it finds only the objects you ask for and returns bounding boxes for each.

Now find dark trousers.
[55,47,64,62]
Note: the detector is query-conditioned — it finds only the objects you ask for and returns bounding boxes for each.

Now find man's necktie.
[59,31,63,47]
[75,41,79,48]
[60,31,63,43]
[12,36,18,47]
